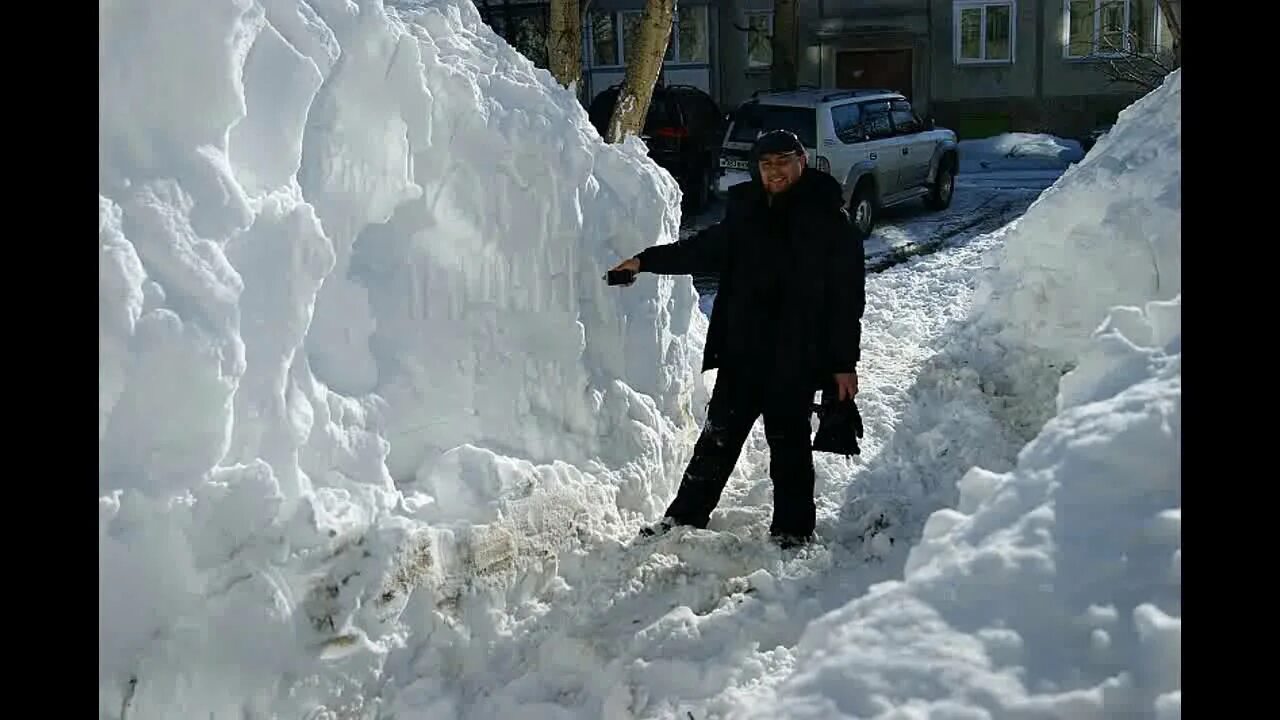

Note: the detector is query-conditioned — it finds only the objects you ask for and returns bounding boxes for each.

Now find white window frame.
[744,10,774,70]
[586,6,710,69]
[1062,0,1163,60]
[953,0,1017,66]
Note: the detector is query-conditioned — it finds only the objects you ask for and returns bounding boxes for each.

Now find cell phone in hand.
[605,269,635,286]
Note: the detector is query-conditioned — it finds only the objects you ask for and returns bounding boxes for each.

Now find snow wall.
[738,71,1181,719]
[98,0,706,716]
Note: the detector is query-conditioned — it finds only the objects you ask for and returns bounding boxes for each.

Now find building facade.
[580,0,720,103]
[476,0,1177,140]
[781,0,1176,139]
[475,0,725,109]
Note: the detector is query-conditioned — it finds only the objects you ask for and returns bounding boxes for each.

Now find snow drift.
[737,71,1181,719]
[99,0,705,716]
[958,132,1085,174]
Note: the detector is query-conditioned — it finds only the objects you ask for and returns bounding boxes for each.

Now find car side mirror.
[925,115,936,130]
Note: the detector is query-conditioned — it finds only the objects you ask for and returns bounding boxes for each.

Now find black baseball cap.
[751,129,805,158]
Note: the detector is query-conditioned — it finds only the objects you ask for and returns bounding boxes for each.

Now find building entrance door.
[836,49,913,100]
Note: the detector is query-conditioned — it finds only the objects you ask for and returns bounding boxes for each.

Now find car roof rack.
[750,84,821,98]
[822,89,900,101]
[748,87,901,103]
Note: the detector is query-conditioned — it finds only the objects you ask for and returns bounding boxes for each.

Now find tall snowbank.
[971,83,1180,362]
[99,0,704,717]
[736,71,1181,719]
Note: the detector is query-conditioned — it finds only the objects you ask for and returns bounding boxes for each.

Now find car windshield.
[728,104,817,148]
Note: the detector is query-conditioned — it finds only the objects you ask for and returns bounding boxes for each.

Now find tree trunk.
[605,0,674,143]
[770,0,799,91]
[1156,0,1180,65]
[547,0,582,91]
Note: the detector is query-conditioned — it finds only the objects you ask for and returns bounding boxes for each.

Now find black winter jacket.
[637,168,865,391]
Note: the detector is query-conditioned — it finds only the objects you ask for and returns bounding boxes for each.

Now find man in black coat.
[608,130,865,548]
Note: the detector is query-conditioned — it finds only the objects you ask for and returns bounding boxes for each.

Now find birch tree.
[547,0,582,91]
[605,0,674,143]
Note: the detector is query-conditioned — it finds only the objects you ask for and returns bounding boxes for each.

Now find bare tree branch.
[1070,3,1179,94]
[730,21,767,36]
[1097,28,1177,92]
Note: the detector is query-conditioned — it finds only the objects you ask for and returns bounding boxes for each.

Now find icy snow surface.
[99,0,1180,714]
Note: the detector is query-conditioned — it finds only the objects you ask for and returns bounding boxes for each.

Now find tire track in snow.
[866,192,1036,273]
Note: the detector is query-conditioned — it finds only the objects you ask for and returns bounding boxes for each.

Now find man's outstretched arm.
[612,220,730,278]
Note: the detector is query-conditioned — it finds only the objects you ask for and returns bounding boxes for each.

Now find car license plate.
[720,157,749,171]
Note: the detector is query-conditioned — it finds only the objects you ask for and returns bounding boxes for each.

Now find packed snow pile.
[958,132,1085,173]
[99,0,704,717]
[735,71,1181,719]
[972,81,1180,361]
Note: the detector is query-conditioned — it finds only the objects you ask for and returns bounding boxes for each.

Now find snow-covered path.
[384,209,1044,719]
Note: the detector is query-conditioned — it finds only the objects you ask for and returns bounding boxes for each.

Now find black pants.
[663,368,816,536]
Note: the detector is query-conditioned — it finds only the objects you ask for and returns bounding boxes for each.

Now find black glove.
[811,391,864,457]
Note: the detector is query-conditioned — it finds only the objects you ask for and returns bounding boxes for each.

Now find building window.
[745,11,773,69]
[677,5,709,63]
[1064,0,1162,58]
[590,11,619,68]
[587,6,710,68]
[953,0,1015,64]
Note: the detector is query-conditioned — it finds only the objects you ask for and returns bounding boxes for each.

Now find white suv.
[717,88,959,239]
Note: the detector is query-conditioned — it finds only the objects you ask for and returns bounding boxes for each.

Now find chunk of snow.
[99,0,702,716]
[971,82,1181,362]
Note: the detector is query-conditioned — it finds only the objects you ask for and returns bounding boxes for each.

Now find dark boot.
[637,517,677,539]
